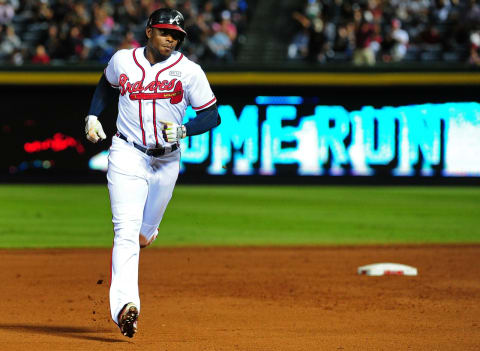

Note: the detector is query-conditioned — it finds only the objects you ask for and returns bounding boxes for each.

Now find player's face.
[146,27,181,58]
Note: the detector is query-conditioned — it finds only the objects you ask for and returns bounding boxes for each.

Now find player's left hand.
[160,120,186,143]
[85,115,107,143]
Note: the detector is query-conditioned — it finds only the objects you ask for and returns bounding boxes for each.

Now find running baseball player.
[84,8,220,338]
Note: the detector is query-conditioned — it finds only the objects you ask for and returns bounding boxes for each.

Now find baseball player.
[84,8,220,338]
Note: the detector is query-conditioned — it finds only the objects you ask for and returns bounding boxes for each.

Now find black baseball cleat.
[118,302,138,338]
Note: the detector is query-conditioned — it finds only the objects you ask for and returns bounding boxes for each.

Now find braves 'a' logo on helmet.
[171,14,182,25]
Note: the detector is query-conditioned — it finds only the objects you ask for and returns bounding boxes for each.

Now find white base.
[358,262,418,276]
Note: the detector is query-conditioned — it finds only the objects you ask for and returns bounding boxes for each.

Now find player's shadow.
[0,323,125,343]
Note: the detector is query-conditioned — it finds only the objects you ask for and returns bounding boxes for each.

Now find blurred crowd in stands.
[288,0,480,66]
[3,0,480,67]
[0,0,248,65]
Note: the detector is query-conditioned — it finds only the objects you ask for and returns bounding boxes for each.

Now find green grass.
[0,185,479,248]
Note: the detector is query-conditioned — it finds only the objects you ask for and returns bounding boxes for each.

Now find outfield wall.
[1,72,479,184]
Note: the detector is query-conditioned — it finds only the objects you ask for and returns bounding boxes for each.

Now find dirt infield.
[1,245,479,350]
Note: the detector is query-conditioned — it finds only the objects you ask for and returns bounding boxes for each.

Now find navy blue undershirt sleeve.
[184,104,221,136]
[88,74,119,116]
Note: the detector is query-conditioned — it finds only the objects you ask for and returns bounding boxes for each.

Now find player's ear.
[146,27,152,39]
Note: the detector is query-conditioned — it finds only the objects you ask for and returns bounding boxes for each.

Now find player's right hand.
[85,115,107,143]
[159,120,186,143]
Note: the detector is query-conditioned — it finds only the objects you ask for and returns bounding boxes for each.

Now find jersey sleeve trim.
[193,97,217,111]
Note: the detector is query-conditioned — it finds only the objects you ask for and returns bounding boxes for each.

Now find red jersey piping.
[132,48,147,145]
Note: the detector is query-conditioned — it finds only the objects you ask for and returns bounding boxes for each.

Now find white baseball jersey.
[104,47,216,148]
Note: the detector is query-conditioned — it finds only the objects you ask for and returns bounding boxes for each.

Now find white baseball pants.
[107,136,180,324]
